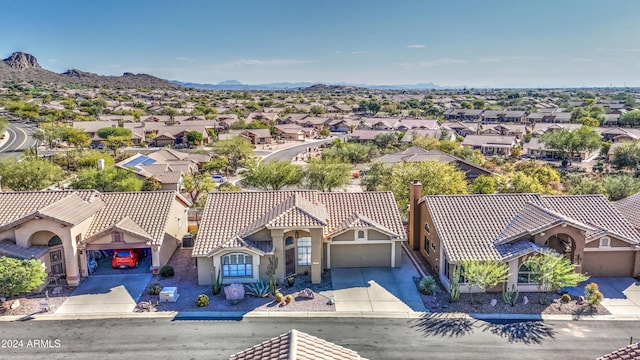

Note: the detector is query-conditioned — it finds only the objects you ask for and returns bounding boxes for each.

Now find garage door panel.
[582,251,635,277]
[331,243,391,268]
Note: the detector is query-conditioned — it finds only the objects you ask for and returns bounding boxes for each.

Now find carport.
[82,242,153,276]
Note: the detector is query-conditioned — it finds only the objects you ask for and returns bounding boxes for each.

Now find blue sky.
[3,0,640,87]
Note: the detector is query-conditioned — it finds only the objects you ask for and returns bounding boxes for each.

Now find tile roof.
[541,195,640,243]
[0,239,49,260]
[423,194,542,262]
[229,329,366,360]
[193,191,405,257]
[423,193,640,263]
[615,192,640,230]
[598,343,640,360]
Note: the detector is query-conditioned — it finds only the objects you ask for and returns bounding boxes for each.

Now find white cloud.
[407,44,426,49]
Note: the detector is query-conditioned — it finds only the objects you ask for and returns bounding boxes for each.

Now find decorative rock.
[490,298,497,307]
[298,288,314,299]
[577,296,585,305]
[523,296,529,305]
[52,287,63,295]
[10,299,20,309]
[224,283,245,301]
[326,299,335,305]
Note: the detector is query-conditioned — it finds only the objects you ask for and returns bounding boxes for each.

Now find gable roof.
[194,191,405,257]
[598,342,640,360]
[423,193,640,263]
[229,329,366,360]
[615,192,640,230]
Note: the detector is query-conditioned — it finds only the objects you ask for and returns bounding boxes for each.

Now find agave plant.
[246,280,270,297]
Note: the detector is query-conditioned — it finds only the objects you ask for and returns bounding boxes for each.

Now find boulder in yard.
[224,283,245,301]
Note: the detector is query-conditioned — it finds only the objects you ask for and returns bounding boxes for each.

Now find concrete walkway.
[56,274,151,314]
[582,277,640,317]
[331,251,426,312]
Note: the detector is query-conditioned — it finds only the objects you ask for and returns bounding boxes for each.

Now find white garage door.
[331,243,391,268]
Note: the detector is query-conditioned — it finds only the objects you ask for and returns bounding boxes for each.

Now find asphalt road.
[261,137,339,163]
[0,122,38,159]
[1,317,638,360]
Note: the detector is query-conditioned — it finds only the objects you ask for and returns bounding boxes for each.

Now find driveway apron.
[56,273,151,314]
[331,251,426,312]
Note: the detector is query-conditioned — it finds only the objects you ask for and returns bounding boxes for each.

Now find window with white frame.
[222,253,252,277]
[297,237,311,266]
[517,263,536,284]
[424,236,430,254]
[599,237,611,248]
[355,230,367,241]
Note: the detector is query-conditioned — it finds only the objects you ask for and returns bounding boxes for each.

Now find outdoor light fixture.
[295,231,299,239]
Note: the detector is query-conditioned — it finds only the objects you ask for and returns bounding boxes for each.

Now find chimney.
[408,179,423,250]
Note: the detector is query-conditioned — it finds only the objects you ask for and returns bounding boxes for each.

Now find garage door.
[582,251,635,277]
[330,243,391,268]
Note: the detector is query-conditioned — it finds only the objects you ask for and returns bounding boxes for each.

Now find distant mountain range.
[171,80,465,91]
[1,52,180,89]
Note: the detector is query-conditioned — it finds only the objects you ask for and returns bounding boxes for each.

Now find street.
[0,122,38,159]
[261,137,338,163]
[1,317,638,359]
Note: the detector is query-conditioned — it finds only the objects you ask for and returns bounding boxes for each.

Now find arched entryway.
[546,233,576,264]
[29,231,65,275]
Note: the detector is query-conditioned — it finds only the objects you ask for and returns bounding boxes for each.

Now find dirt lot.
[137,248,335,313]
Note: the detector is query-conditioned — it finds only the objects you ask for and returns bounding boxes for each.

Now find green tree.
[97,127,132,139]
[241,159,304,190]
[61,126,90,148]
[618,110,640,127]
[612,141,640,170]
[0,158,64,191]
[310,105,326,116]
[305,158,351,192]
[103,135,132,155]
[182,172,215,207]
[470,175,496,194]
[501,172,544,193]
[76,150,115,169]
[540,126,601,161]
[71,167,143,192]
[472,99,485,110]
[141,176,162,191]
[0,257,47,297]
[212,136,254,174]
[322,142,371,164]
[379,161,468,213]
[524,250,589,304]
[602,174,640,201]
[562,173,605,195]
[461,260,509,305]
[186,131,203,146]
[361,162,393,191]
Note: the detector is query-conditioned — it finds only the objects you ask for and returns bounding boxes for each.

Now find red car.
[111,249,141,269]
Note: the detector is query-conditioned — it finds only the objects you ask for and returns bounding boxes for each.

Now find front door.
[49,246,65,275]
[285,247,296,275]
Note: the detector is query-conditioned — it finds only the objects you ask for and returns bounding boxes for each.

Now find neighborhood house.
[193,191,406,286]
[407,180,640,293]
[0,190,190,286]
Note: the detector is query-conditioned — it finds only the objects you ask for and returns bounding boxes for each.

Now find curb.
[2,310,634,322]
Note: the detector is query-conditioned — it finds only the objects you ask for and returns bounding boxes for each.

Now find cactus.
[449,264,461,303]
[284,294,293,304]
[266,255,279,295]
[502,284,519,306]
[211,267,223,295]
[275,292,284,303]
[196,294,209,307]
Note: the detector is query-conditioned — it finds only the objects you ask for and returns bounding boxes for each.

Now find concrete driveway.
[330,251,426,313]
[56,273,151,314]
[576,277,640,317]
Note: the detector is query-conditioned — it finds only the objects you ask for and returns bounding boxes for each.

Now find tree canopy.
[540,126,601,160]
[241,159,304,190]
[305,158,351,192]
[97,127,132,139]
[524,250,589,304]
[0,257,47,297]
[612,141,640,170]
[71,167,143,192]
[0,158,64,191]
[212,136,254,174]
[182,172,215,207]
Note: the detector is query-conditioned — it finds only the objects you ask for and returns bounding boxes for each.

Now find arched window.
[599,237,611,248]
[357,230,365,239]
[285,236,294,247]
[518,264,535,284]
[424,223,430,233]
[222,253,252,277]
[48,236,62,247]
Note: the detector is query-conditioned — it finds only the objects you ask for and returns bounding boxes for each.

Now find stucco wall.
[419,202,441,274]
[196,256,214,286]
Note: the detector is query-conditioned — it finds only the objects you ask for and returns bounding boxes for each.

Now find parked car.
[111,249,141,269]
[212,175,228,183]
[97,144,104,150]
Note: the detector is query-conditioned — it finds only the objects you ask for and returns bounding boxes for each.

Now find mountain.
[1,52,180,89]
[172,79,464,91]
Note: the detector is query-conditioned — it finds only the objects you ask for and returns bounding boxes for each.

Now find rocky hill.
[0,52,181,89]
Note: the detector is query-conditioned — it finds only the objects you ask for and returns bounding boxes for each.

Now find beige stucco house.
[407,181,640,293]
[0,190,190,286]
[193,191,406,286]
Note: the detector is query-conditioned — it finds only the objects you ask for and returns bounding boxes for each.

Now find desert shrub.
[196,294,209,307]
[149,283,163,295]
[284,294,293,304]
[561,293,571,303]
[159,265,174,278]
[275,292,284,303]
[419,276,437,295]
[246,281,270,297]
[585,283,603,307]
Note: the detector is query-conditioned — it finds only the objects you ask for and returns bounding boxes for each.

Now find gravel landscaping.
[136,248,335,313]
[0,285,73,317]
